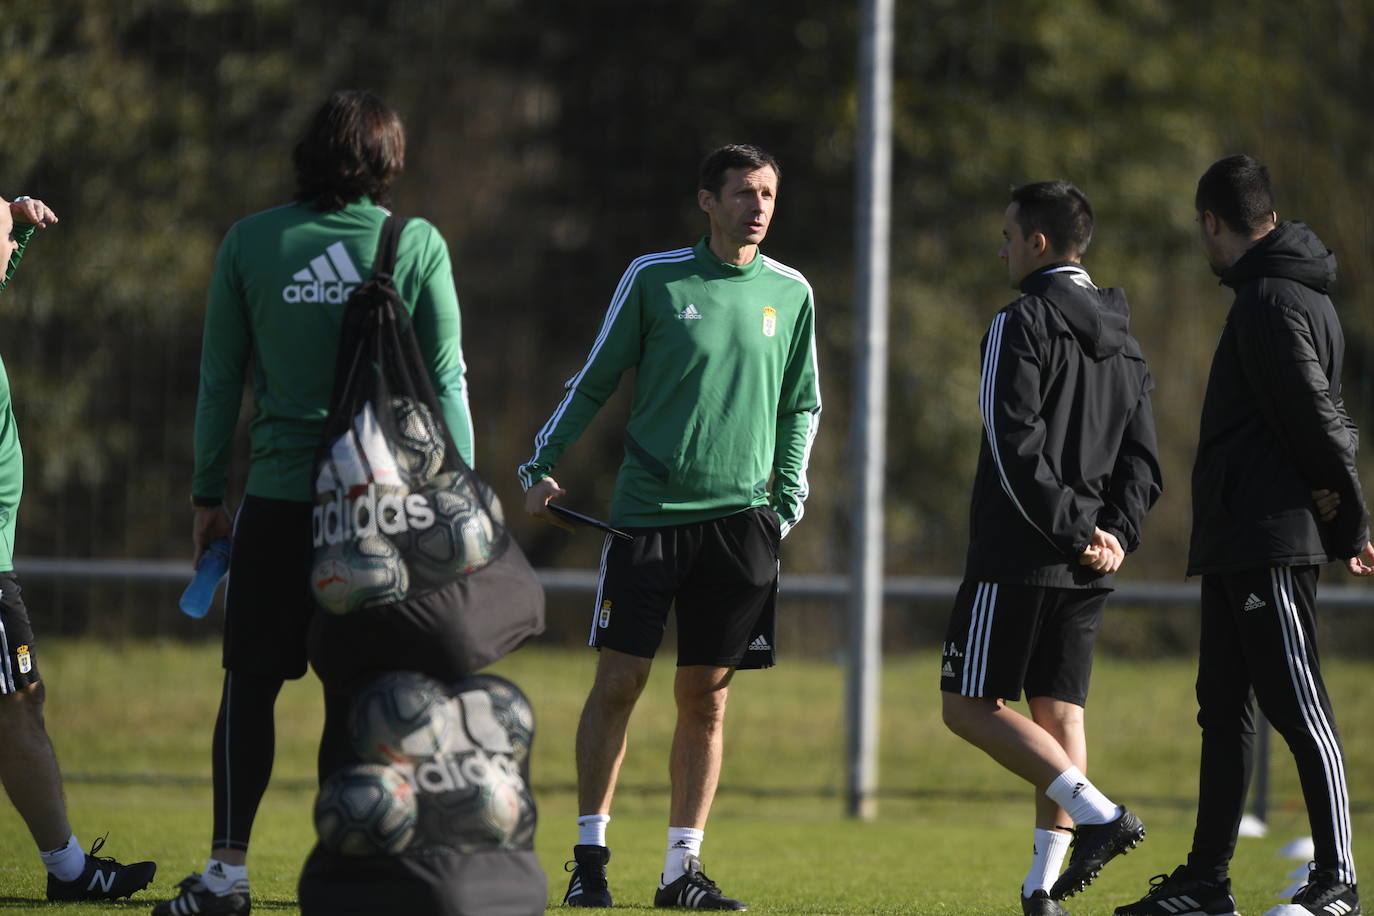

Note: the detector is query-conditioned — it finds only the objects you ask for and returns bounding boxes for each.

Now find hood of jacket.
[1222,220,1337,295]
[1018,262,1130,360]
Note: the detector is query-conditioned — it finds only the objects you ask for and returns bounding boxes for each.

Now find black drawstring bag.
[306,214,544,694]
[299,672,547,916]
[301,216,546,914]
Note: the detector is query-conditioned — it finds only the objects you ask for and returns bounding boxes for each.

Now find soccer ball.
[465,754,528,847]
[455,674,534,767]
[351,671,459,767]
[405,472,500,587]
[311,534,410,615]
[390,396,445,486]
[413,748,533,852]
[314,762,417,856]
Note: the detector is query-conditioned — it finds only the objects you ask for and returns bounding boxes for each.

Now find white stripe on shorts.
[961,582,997,697]
[588,534,614,647]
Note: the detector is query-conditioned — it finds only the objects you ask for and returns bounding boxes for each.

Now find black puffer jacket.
[964,263,1162,588]
[1187,221,1369,575]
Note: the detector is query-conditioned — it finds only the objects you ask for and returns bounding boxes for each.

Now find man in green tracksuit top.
[164,91,471,916]
[0,196,158,901]
[521,144,821,911]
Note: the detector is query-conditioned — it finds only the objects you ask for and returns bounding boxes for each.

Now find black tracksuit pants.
[1187,565,1356,885]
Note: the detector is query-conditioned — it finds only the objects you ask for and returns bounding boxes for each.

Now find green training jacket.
[0,222,35,570]
[193,198,472,505]
[519,237,821,535]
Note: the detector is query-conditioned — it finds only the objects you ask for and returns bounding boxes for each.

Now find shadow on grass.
[0,896,299,911]
[0,898,146,909]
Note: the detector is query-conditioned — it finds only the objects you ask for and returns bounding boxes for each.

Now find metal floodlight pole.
[846,0,893,820]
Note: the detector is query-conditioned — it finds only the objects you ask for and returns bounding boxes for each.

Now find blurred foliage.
[0,0,1371,607]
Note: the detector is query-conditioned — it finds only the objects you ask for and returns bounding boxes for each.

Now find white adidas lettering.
[678,303,703,320]
[282,241,364,303]
[749,635,771,651]
[1243,592,1266,611]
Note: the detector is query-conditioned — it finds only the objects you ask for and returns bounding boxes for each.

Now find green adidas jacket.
[519,237,821,535]
[193,198,472,505]
[0,223,35,569]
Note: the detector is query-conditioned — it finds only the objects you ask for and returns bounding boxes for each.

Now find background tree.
[1,0,1370,647]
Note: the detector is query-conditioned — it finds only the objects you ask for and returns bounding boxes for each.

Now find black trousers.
[1188,566,1355,885]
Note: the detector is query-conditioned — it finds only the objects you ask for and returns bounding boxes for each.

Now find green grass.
[1,639,1371,914]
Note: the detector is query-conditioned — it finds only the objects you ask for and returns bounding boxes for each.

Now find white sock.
[203,858,248,895]
[40,834,85,883]
[1023,827,1072,897]
[1045,766,1121,826]
[663,826,704,883]
[576,813,610,848]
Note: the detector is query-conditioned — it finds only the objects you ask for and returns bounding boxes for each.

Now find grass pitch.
[1,638,1370,914]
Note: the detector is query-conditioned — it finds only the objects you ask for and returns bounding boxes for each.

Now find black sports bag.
[306,215,544,687]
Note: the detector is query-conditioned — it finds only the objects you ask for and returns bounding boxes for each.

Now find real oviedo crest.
[761,306,776,338]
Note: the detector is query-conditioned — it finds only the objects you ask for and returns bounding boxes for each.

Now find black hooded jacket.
[1187,220,1369,575]
[964,263,1163,588]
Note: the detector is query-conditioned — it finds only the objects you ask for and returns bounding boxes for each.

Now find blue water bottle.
[179,538,231,618]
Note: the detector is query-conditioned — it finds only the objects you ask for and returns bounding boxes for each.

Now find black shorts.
[939,581,1107,705]
[0,571,39,693]
[590,507,780,669]
[224,495,315,680]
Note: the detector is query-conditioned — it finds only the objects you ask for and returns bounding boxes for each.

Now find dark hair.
[1009,181,1094,258]
[293,90,406,210]
[698,144,780,196]
[1195,154,1274,234]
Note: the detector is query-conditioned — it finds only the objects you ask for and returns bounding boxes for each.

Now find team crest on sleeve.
[599,600,612,628]
[761,306,777,337]
[16,645,31,674]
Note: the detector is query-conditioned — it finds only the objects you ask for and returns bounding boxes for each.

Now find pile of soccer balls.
[310,396,505,615]
[313,671,536,857]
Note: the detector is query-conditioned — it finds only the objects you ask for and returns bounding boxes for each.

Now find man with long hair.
[156,90,471,916]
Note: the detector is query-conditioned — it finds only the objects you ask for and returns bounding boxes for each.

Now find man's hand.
[1346,542,1374,577]
[1077,527,1125,575]
[524,476,574,532]
[1312,488,1341,522]
[10,198,58,229]
[192,505,233,566]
